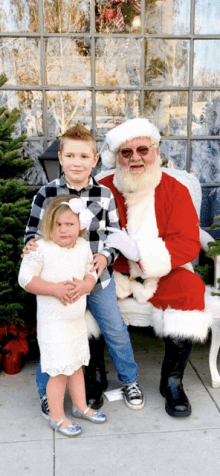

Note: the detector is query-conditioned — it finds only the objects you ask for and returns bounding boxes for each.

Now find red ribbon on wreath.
[104,0,141,31]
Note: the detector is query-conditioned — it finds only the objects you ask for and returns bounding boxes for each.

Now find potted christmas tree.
[0,74,36,373]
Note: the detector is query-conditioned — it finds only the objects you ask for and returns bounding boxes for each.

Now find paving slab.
[190,340,220,408]
[0,439,53,476]
[1,326,220,476]
[0,361,52,443]
[55,429,220,476]
[59,357,220,439]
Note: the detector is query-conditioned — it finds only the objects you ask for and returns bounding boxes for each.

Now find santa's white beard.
[113,156,162,196]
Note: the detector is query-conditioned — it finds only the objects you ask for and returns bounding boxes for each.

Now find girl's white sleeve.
[84,244,97,282]
[18,247,44,290]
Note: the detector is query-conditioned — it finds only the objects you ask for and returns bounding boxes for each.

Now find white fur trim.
[126,190,172,279]
[113,270,132,299]
[84,310,101,338]
[138,236,172,278]
[102,118,161,168]
[100,150,115,169]
[162,307,212,342]
[129,277,159,303]
[113,270,159,303]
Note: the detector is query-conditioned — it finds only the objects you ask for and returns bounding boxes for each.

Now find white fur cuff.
[163,307,212,342]
[137,236,172,278]
[85,310,101,338]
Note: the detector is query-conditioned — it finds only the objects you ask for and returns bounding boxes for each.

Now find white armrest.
[200,228,215,252]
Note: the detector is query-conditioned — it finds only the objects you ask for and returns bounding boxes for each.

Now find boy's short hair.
[59,122,97,156]
[40,194,86,241]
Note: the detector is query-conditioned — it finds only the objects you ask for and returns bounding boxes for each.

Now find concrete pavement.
[1,327,220,476]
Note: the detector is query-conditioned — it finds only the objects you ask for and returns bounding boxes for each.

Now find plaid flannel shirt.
[24,175,120,292]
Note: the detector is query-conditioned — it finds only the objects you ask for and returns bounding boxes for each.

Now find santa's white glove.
[105,227,140,262]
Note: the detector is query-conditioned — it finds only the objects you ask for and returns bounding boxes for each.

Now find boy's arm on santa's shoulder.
[136,187,201,279]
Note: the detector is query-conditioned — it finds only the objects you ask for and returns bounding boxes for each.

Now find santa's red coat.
[99,172,205,312]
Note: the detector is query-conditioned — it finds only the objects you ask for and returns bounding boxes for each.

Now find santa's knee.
[180,270,205,310]
[167,268,205,310]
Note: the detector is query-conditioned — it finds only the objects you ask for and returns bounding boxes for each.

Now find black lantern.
[38,140,62,182]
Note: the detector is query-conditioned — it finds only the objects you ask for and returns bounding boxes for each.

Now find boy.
[23,123,145,418]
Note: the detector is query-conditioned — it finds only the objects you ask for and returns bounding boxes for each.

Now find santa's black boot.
[84,335,108,410]
[159,336,193,417]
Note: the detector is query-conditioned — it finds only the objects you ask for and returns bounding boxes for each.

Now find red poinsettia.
[4,337,29,358]
[0,322,30,359]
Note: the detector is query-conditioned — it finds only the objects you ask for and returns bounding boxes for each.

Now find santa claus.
[86,117,212,418]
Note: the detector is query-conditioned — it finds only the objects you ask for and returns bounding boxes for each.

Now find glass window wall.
[0,0,220,225]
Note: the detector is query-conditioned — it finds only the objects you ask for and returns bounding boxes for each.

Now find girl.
[18,195,106,437]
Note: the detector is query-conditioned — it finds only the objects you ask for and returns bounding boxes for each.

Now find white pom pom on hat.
[101,118,161,169]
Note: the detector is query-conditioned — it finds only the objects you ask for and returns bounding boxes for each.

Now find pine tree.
[0,74,36,326]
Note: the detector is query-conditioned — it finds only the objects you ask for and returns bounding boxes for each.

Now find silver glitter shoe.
[49,416,82,437]
[71,405,107,424]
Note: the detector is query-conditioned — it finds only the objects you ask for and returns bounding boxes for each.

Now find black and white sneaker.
[123,381,145,410]
[40,395,50,420]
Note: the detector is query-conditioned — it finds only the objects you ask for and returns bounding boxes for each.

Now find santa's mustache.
[114,155,162,194]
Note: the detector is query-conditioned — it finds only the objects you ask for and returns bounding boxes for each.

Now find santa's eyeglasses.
[119,145,154,159]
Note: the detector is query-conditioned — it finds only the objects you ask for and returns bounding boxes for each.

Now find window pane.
[0,0,39,32]
[145,0,190,35]
[43,0,90,33]
[160,140,187,169]
[95,0,141,33]
[192,91,220,137]
[96,91,140,137]
[0,90,43,137]
[194,41,220,87]
[0,38,41,86]
[46,91,92,136]
[195,0,220,34]
[200,187,220,227]
[145,39,189,87]
[45,38,91,87]
[22,141,47,186]
[95,38,141,87]
[144,91,188,137]
[190,141,220,184]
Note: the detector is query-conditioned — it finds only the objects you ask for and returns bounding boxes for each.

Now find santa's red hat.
[101,118,161,168]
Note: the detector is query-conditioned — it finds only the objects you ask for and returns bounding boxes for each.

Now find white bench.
[90,168,220,388]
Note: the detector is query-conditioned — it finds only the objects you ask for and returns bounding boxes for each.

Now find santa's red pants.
[149,268,205,311]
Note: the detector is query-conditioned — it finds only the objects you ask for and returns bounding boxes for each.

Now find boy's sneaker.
[40,395,50,420]
[123,381,145,410]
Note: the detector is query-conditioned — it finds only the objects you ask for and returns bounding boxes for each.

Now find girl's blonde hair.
[40,194,87,241]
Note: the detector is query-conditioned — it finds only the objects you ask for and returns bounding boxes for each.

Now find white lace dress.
[18,238,97,377]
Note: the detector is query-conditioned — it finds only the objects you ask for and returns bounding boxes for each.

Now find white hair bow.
[62,198,92,230]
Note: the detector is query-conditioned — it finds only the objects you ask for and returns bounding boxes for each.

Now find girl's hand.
[21,237,40,258]
[53,281,76,305]
[69,278,91,303]
[90,254,107,278]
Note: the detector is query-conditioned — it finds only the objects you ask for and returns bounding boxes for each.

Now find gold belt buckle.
[129,276,136,282]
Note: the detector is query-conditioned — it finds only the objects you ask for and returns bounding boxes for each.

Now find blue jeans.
[36,276,138,397]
